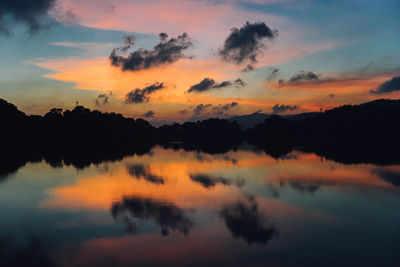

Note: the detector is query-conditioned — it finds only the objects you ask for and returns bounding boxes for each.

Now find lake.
[0,146,399,266]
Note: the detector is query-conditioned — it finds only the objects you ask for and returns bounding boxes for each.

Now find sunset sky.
[0,0,399,124]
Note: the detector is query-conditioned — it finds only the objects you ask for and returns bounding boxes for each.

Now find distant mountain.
[228,111,319,129]
[228,112,271,130]
[283,112,319,121]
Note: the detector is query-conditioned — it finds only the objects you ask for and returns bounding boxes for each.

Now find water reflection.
[126,164,165,185]
[111,196,193,236]
[220,196,278,245]
[0,146,399,266]
[372,168,400,187]
[279,180,321,194]
[0,236,55,267]
[190,174,231,188]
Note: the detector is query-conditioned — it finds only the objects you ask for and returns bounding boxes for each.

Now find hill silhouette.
[228,111,318,129]
[1,98,400,178]
[246,99,400,164]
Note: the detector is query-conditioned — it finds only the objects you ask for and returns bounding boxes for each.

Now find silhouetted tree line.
[1,98,400,178]
[157,119,244,153]
[246,99,400,164]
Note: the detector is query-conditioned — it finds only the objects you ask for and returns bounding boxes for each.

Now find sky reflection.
[0,146,399,266]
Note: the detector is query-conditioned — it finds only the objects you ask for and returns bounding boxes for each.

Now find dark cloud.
[213,80,232,89]
[193,104,212,115]
[277,71,320,87]
[110,33,193,71]
[370,75,400,94]
[190,174,231,188]
[242,64,254,72]
[127,164,164,184]
[288,71,320,84]
[142,110,155,118]
[234,78,246,87]
[0,0,56,35]
[188,78,245,93]
[220,196,278,245]
[188,78,215,93]
[267,68,279,81]
[189,102,239,118]
[219,21,278,66]
[159,32,168,41]
[111,196,193,235]
[95,94,109,106]
[272,104,299,113]
[125,82,164,104]
[120,35,136,53]
[219,102,238,111]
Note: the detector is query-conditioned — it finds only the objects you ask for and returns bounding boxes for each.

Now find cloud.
[272,104,298,113]
[219,21,278,67]
[0,0,56,35]
[110,33,193,71]
[220,196,278,245]
[159,32,168,41]
[187,102,239,118]
[220,102,238,111]
[188,78,215,93]
[187,78,245,93]
[125,82,164,104]
[111,196,193,235]
[277,71,320,87]
[242,64,254,72]
[193,104,212,115]
[370,75,400,94]
[286,71,320,85]
[95,94,109,106]
[213,80,232,89]
[267,68,279,81]
[190,174,231,188]
[289,71,319,83]
[234,78,246,87]
[119,35,136,53]
[142,110,155,118]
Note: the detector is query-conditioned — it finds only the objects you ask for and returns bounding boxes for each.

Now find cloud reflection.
[126,164,165,185]
[190,174,231,188]
[220,196,278,245]
[111,196,194,236]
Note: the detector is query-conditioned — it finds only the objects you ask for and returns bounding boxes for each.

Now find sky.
[0,0,399,124]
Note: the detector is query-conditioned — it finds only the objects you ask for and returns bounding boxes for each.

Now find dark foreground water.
[0,146,399,266]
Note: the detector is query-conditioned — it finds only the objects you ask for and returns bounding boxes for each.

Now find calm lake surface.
[1,146,399,266]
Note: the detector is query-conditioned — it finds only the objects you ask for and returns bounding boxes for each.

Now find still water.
[0,146,399,266]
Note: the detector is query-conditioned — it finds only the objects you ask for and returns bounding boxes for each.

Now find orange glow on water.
[42,148,397,213]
